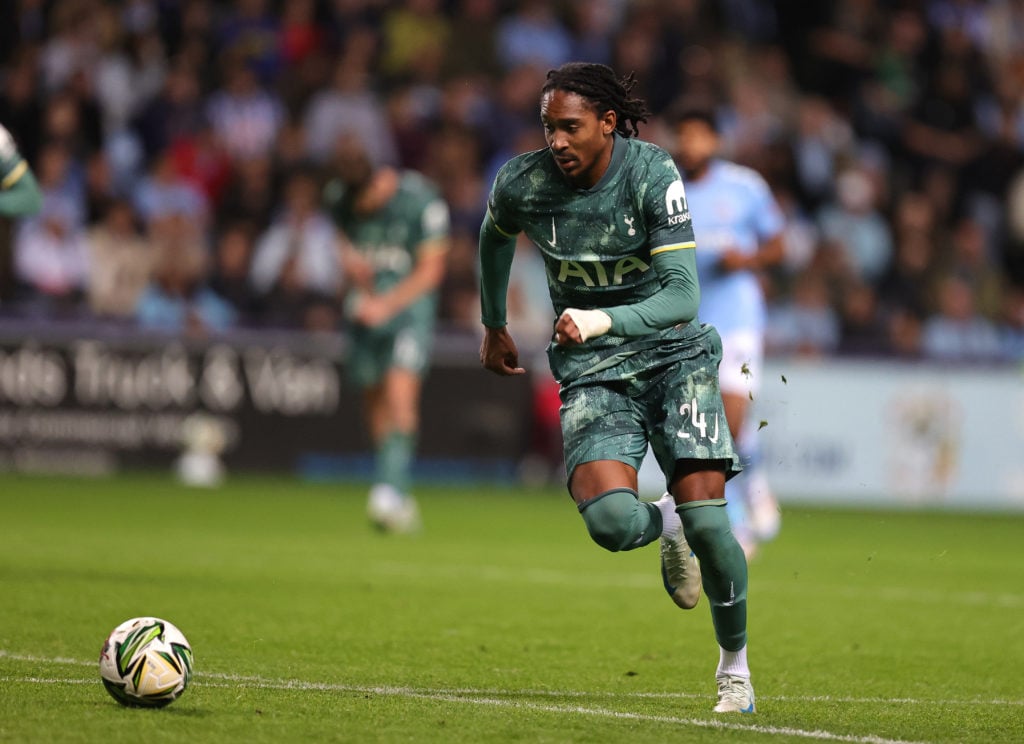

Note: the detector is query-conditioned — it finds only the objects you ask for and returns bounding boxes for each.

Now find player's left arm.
[354,198,449,327]
[556,246,700,343]
[0,125,42,217]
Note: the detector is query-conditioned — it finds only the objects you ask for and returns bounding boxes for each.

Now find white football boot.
[367,484,421,534]
[713,674,756,713]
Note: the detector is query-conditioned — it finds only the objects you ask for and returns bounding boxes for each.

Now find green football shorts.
[559,328,742,485]
[347,322,433,388]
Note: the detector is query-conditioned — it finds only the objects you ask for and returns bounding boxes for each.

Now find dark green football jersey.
[487,134,707,382]
[325,171,449,334]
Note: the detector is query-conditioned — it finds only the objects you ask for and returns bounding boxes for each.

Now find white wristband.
[563,308,612,342]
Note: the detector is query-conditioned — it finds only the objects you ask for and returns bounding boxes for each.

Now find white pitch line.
[402,692,930,744]
[0,675,927,744]
[3,651,1023,709]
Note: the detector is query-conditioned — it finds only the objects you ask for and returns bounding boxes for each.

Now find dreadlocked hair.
[542,62,651,139]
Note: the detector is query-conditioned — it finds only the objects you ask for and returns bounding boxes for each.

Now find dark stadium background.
[1,0,1022,507]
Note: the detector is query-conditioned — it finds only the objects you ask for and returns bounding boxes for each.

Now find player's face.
[675,119,718,179]
[540,89,616,189]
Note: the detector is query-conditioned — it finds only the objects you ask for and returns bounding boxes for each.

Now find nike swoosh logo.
[547,217,557,248]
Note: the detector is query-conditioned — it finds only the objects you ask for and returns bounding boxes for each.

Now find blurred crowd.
[1,0,1024,363]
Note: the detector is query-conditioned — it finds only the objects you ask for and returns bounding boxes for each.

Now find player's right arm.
[478,184,525,376]
[0,125,42,217]
[718,169,786,273]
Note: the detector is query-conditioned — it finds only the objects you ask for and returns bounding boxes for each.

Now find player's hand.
[554,308,611,345]
[353,294,393,327]
[480,325,526,376]
[717,250,751,273]
[342,248,375,290]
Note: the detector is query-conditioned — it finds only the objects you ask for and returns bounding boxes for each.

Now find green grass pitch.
[1,473,1021,743]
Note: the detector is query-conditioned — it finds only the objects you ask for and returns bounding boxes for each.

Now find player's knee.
[579,488,654,552]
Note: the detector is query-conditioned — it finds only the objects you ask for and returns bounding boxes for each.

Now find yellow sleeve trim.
[486,206,518,238]
[650,241,696,256]
[1,160,27,190]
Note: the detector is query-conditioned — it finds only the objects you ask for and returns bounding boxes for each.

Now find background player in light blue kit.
[670,107,785,557]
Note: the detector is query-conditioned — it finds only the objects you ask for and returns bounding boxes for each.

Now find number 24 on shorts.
[677,398,720,442]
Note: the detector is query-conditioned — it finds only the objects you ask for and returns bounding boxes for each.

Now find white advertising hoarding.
[755,360,1024,511]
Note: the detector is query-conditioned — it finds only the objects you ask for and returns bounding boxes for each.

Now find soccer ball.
[98,617,194,708]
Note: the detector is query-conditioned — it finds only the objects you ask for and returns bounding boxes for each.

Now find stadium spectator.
[85,197,154,319]
[887,306,926,359]
[855,8,927,148]
[277,0,329,113]
[39,2,101,94]
[81,150,119,224]
[441,0,502,82]
[766,269,841,357]
[998,285,1024,361]
[817,165,893,283]
[379,0,450,85]
[209,220,259,323]
[214,0,282,86]
[33,139,86,229]
[217,154,277,234]
[902,58,983,177]
[12,196,89,318]
[836,280,888,357]
[205,56,285,163]
[495,0,573,72]
[94,24,167,139]
[132,61,205,162]
[566,0,617,66]
[878,228,939,320]
[40,74,104,161]
[480,65,548,177]
[136,218,236,337]
[280,0,326,70]
[792,96,854,208]
[249,166,340,330]
[302,55,397,167]
[167,122,234,211]
[921,274,1002,362]
[938,216,1005,320]
[133,148,208,228]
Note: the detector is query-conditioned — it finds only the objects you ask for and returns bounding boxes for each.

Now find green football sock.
[376,431,415,494]
[677,499,748,651]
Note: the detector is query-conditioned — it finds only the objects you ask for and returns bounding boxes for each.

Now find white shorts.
[717,328,764,397]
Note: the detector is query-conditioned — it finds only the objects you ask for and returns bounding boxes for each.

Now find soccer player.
[478,63,755,714]
[670,108,785,557]
[324,135,450,533]
[0,124,42,217]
